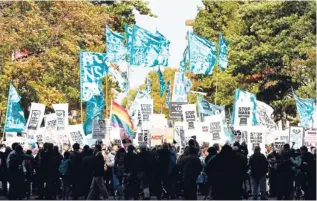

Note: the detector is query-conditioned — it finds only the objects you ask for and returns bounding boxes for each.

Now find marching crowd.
[0,137,316,200]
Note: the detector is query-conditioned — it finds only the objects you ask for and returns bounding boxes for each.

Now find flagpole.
[79,51,83,124]
[215,80,218,105]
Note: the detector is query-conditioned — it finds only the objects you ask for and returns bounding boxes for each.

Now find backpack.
[59,159,70,176]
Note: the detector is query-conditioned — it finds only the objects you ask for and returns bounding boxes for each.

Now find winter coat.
[93,152,106,177]
[249,152,268,179]
[179,154,202,182]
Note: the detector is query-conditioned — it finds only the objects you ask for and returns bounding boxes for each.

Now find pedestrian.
[59,151,71,200]
[1,146,12,197]
[124,145,139,199]
[24,150,35,199]
[179,146,202,200]
[82,148,94,199]
[267,147,279,197]
[68,143,83,199]
[300,146,316,200]
[249,146,268,200]
[105,144,118,193]
[86,144,109,200]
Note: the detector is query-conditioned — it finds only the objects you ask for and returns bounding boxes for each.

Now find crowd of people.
[0,137,316,200]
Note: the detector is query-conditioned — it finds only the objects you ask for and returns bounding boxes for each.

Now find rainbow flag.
[110,101,136,136]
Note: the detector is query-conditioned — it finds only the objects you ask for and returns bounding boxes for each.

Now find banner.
[217,32,229,71]
[256,100,277,131]
[232,127,248,143]
[197,96,225,121]
[172,72,187,102]
[289,126,304,149]
[150,128,164,147]
[150,114,167,129]
[232,89,257,127]
[158,68,165,97]
[195,122,211,145]
[84,95,104,135]
[5,132,17,143]
[188,31,216,75]
[68,124,85,147]
[43,113,58,144]
[4,83,26,133]
[293,92,316,128]
[125,24,133,56]
[137,129,150,146]
[80,51,107,102]
[92,119,106,140]
[129,90,150,125]
[156,31,170,66]
[179,46,188,74]
[304,128,316,148]
[163,128,174,144]
[165,80,171,108]
[26,103,45,135]
[139,99,154,129]
[36,127,45,144]
[169,102,185,121]
[182,104,197,131]
[108,62,129,92]
[247,126,266,155]
[106,26,126,63]
[205,115,225,144]
[52,103,68,131]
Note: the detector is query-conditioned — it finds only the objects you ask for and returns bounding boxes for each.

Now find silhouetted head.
[72,143,80,151]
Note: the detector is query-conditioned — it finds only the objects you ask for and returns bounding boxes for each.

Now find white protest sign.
[233,102,253,127]
[139,99,153,129]
[43,113,58,144]
[92,119,106,140]
[150,128,164,147]
[256,101,278,131]
[289,126,304,149]
[205,115,225,144]
[172,72,188,103]
[26,103,45,135]
[52,103,69,131]
[232,126,249,143]
[304,128,316,147]
[173,122,184,146]
[150,114,167,129]
[247,126,266,155]
[68,124,85,147]
[182,104,197,131]
[137,129,150,146]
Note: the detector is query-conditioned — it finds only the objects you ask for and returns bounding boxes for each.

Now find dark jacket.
[276,148,294,175]
[179,154,202,182]
[124,152,139,175]
[157,149,170,176]
[138,150,154,174]
[68,151,83,179]
[93,152,105,177]
[249,152,268,179]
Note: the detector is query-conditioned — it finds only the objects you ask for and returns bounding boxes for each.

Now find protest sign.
[173,122,184,146]
[233,102,253,127]
[205,115,225,144]
[137,129,150,146]
[169,102,186,121]
[289,126,304,149]
[163,128,174,144]
[150,114,167,129]
[256,101,278,131]
[172,72,188,103]
[304,128,317,147]
[92,119,106,140]
[26,103,45,135]
[52,103,69,131]
[43,113,58,144]
[139,99,153,129]
[272,131,290,152]
[68,124,85,147]
[247,126,266,155]
[182,104,197,131]
[150,128,164,146]
[232,126,248,143]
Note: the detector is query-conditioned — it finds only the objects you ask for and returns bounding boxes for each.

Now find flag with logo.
[156,31,170,66]
[217,32,229,71]
[4,83,26,133]
[80,51,108,102]
[158,68,165,97]
[108,62,128,92]
[172,72,187,103]
[293,91,316,128]
[188,31,216,75]
[197,96,224,120]
[165,80,171,108]
[106,26,126,63]
[84,95,105,135]
[231,89,257,127]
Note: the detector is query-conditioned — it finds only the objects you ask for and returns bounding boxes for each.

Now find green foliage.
[0,1,152,124]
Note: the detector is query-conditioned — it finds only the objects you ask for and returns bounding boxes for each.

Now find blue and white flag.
[218,32,229,71]
[158,68,165,97]
[156,31,170,66]
[4,83,26,133]
[293,92,316,128]
[84,95,105,135]
[197,96,224,120]
[106,26,127,63]
[256,100,278,131]
[231,89,257,127]
[146,77,151,95]
[80,51,108,102]
[184,76,192,94]
[179,46,188,74]
[165,80,171,108]
[172,72,187,103]
[188,31,216,75]
[130,25,165,68]
[108,62,128,92]
[129,90,151,128]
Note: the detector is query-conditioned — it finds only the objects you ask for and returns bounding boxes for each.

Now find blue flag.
[188,31,216,75]
[158,68,165,97]
[197,96,223,116]
[146,77,152,95]
[179,46,188,74]
[125,24,133,55]
[80,51,108,102]
[165,80,171,108]
[4,83,26,133]
[83,95,105,135]
[156,31,170,66]
[130,25,165,68]
[293,91,316,128]
[106,26,127,63]
[218,32,229,71]
[184,76,192,94]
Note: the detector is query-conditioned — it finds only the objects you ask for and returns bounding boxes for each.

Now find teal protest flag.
[179,46,188,74]
[156,30,170,66]
[106,26,126,63]
[217,32,229,71]
[165,80,171,108]
[188,31,216,75]
[83,94,105,135]
[4,83,26,133]
[292,89,316,128]
[80,51,108,102]
[158,68,165,97]
[130,25,166,68]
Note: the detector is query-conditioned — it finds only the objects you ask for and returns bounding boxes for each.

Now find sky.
[117,0,203,102]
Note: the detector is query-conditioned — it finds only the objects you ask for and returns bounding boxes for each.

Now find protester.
[267,147,279,197]
[1,146,12,197]
[105,144,117,193]
[59,151,71,200]
[86,144,109,200]
[249,146,268,200]
[81,148,94,199]
[24,150,35,199]
[68,143,83,199]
